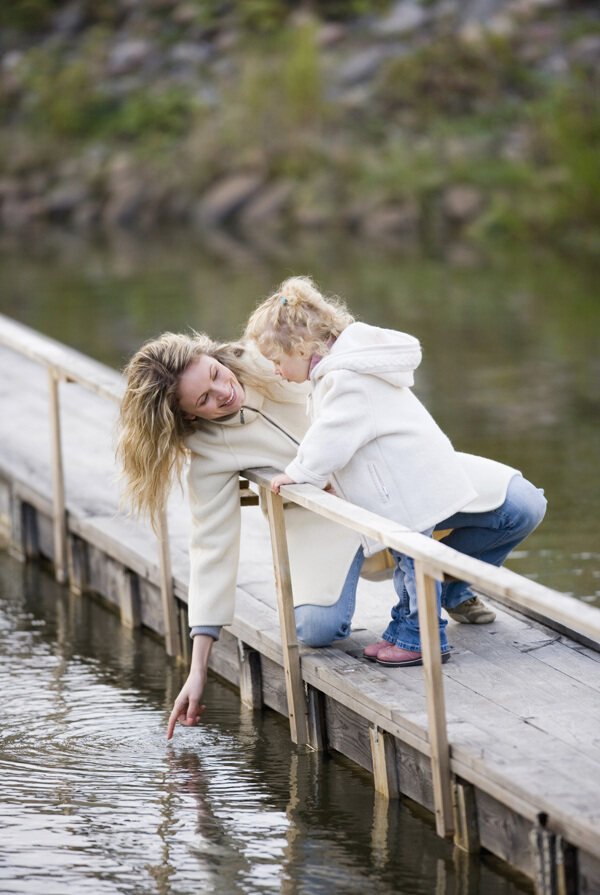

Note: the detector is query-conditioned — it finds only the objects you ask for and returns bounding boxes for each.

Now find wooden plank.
[0,313,123,403]
[263,487,308,746]
[414,559,454,838]
[325,697,373,772]
[47,369,67,584]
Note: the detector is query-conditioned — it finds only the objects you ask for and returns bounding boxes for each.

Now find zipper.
[240,405,300,447]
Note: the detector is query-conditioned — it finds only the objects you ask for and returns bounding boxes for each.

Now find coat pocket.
[367,462,391,504]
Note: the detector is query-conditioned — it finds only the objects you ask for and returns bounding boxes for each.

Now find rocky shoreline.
[1,0,599,249]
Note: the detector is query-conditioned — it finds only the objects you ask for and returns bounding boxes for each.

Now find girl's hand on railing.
[270,473,296,494]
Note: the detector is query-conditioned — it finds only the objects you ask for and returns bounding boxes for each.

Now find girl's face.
[270,349,310,383]
[177,355,245,420]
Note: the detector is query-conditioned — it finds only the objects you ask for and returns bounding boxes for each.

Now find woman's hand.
[270,473,296,493]
[166,634,213,739]
[167,671,206,740]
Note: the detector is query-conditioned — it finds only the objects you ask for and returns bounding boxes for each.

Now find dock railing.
[1,312,600,841]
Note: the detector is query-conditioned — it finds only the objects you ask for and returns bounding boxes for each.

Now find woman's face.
[177,355,245,420]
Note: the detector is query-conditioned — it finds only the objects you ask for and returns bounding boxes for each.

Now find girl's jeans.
[294,474,547,649]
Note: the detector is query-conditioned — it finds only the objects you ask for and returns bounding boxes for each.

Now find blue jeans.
[382,531,449,653]
[436,474,547,610]
[294,474,546,648]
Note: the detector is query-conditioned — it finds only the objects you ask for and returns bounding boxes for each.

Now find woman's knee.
[294,604,349,648]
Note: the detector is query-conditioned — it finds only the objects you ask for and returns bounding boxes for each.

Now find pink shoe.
[376,644,451,667]
[363,641,385,661]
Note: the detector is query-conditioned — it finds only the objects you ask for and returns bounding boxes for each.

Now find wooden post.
[118,567,141,629]
[238,639,263,709]
[556,835,578,895]
[67,534,88,596]
[47,368,68,584]
[370,726,399,799]
[414,558,454,838]
[306,685,327,752]
[263,488,309,746]
[530,821,557,895]
[156,507,181,657]
[453,780,480,854]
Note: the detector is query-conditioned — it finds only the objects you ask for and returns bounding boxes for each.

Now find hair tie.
[280,296,287,305]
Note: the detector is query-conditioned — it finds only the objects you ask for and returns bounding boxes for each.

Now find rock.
[169,41,212,67]
[487,14,516,38]
[568,35,600,73]
[51,1,88,37]
[359,201,420,238]
[107,39,154,76]
[46,183,89,219]
[372,2,428,37]
[337,46,393,87]
[238,180,293,229]
[194,173,264,227]
[317,22,347,47]
[458,0,506,26]
[443,185,484,223]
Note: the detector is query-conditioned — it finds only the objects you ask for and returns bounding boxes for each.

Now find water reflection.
[0,554,530,894]
[0,230,597,603]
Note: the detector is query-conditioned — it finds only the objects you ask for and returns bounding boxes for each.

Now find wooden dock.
[1,315,599,894]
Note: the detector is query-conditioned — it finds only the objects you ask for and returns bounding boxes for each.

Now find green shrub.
[376,35,533,120]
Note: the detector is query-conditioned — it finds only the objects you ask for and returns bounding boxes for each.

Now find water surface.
[0,553,531,894]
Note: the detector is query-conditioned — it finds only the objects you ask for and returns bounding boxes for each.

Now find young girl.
[245,276,546,667]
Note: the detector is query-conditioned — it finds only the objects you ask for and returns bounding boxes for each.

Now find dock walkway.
[0,319,599,894]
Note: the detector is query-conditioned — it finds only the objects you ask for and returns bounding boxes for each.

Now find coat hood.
[311,322,422,388]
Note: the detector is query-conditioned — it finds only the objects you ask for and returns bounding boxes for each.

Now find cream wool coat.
[286,322,519,550]
[184,375,362,628]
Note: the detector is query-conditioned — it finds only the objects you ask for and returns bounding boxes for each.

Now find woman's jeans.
[294,474,547,649]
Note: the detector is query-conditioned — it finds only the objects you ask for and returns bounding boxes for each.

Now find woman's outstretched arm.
[166,634,214,739]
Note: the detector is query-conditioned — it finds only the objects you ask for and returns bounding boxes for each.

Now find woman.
[117,328,545,738]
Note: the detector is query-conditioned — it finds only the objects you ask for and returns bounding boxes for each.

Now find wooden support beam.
[369,726,399,799]
[47,369,67,584]
[156,508,182,657]
[239,478,259,506]
[118,567,141,629]
[67,534,88,596]
[556,836,578,895]
[178,604,191,665]
[238,639,263,709]
[530,821,557,895]
[453,780,480,854]
[306,685,327,752]
[414,558,454,839]
[19,500,39,560]
[263,487,309,746]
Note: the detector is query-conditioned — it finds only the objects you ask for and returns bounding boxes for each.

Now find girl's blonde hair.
[245,276,354,359]
[116,331,276,529]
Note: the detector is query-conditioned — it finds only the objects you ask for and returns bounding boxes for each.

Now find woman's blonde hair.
[245,276,354,359]
[116,331,276,529]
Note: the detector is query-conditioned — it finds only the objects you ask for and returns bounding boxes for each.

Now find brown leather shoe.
[363,641,386,661]
[376,644,451,667]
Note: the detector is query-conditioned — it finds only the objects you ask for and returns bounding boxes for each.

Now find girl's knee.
[510,478,547,536]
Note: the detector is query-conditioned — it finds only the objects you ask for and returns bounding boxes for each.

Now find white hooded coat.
[285,322,516,548]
